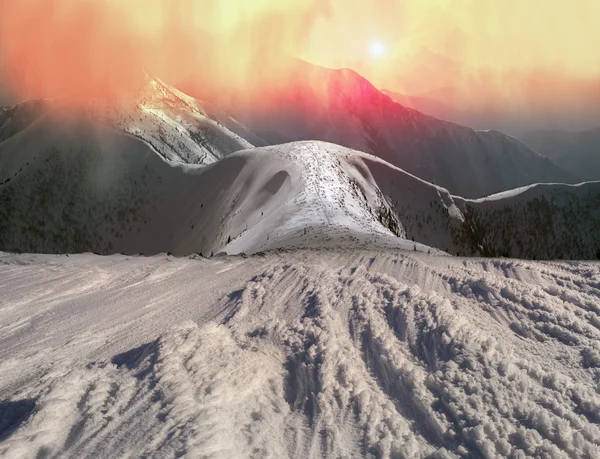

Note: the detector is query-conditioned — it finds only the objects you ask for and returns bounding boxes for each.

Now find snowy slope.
[1,250,599,458]
[181,60,573,198]
[0,127,597,260]
[0,75,262,167]
[81,75,264,165]
[0,134,443,256]
[364,153,600,260]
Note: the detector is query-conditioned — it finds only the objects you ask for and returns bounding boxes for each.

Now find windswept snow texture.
[1,250,600,458]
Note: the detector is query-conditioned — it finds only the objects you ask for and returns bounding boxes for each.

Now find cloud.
[0,0,598,131]
[0,0,322,99]
[303,0,600,76]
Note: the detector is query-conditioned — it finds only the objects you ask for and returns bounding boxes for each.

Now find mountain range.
[1,73,598,260]
[180,60,575,199]
[2,60,600,459]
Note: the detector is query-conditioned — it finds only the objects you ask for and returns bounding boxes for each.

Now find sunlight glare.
[370,41,385,58]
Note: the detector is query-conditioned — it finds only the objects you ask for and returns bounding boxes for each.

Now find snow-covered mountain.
[357,154,600,260]
[180,60,573,198]
[1,117,598,260]
[0,126,440,257]
[520,128,600,182]
[453,182,600,260]
[1,74,596,260]
[0,75,264,166]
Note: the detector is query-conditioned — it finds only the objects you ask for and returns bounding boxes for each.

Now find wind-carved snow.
[225,142,414,254]
[1,251,599,458]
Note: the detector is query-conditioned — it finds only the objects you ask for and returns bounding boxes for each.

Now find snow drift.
[1,250,599,458]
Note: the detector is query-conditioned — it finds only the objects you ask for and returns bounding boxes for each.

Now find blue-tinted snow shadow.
[0,399,36,441]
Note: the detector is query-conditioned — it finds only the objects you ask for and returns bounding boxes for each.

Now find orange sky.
[0,0,598,128]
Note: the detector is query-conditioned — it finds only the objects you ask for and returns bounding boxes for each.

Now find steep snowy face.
[1,251,599,458]
[0,76,260,167]
[182,61,573,198]
[81,76,263,165]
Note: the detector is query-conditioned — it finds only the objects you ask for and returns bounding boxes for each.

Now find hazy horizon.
[1,0,599,134]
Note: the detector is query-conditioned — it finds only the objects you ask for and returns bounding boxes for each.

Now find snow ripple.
[0,251,599,458]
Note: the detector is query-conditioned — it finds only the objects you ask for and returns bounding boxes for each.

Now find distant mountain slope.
[381,89,453,120]
[520,128,600,182]
[363,156,600,260]
[0,99,51,143]
[453,182,600,260]
[180,60,573,198]
[0,76,263,166]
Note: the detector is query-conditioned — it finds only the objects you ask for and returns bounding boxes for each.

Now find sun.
[369,41,385,58]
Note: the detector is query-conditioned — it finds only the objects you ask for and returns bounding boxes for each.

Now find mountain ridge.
[0,76,597,260]
[179,60,575,198]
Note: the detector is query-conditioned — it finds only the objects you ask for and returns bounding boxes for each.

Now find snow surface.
[1,250,599,458]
